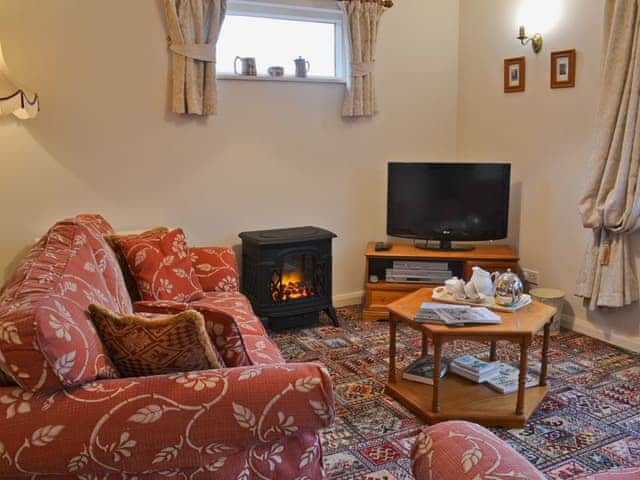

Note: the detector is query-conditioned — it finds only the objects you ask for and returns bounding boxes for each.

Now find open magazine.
[413,302,501,326]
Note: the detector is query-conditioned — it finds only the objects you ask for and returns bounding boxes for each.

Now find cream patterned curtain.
[339,0,389,117]
[165,0,226,115]
[576,0,640,308]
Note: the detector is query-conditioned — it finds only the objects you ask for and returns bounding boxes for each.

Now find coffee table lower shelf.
[385,375,549,428]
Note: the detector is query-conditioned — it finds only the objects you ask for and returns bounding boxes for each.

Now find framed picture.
[504,57,525,93]
[551,49,576,88]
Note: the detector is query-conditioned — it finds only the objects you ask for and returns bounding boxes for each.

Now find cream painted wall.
[7,0,634,350]
[458,0,640,351]
[0,0,460,303]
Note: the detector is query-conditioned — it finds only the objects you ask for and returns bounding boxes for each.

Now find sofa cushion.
[0,216,131,393]
[115,228,204,302]
[194,292,284,365]
[134,291,285,368]
[190,246,240,292]
[89,304,223,377]
[105,227,169,302]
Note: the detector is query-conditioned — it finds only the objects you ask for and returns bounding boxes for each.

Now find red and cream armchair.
[0,214,334,479]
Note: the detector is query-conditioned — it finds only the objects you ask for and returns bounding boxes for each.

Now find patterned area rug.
[270,306,640,480]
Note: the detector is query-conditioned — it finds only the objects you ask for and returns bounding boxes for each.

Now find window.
[217,0,346,81]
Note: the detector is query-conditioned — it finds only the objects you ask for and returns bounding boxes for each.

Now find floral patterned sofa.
[412,421,640,479]
[0,214,335,479]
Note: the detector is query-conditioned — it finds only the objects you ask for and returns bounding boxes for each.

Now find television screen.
[387,163,510,243]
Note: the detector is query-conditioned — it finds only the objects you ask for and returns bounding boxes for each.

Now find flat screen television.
[387,162,511,251]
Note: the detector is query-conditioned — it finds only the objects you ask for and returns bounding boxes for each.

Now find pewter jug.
[494,269,524,306]
[294,56,311,78]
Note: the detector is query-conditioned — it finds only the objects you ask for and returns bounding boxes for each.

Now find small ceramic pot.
[268,66,285,77]
[444,277,465,298]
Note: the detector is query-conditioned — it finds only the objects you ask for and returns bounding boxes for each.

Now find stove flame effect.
[273,270,317,302]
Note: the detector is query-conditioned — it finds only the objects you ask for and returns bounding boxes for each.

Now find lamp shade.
[0,43,39,119]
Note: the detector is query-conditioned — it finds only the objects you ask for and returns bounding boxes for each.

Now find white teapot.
[470,266,499,296]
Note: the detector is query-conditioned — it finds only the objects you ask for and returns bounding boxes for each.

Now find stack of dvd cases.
[385,260,451,283]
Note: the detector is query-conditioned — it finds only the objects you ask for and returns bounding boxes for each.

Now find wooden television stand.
[363,242,519,321]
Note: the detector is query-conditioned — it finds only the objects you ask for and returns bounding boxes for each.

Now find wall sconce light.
[0,43,39,120]
[517,25,543,54]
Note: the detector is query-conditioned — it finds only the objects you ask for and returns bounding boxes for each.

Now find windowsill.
[217,73,346,84]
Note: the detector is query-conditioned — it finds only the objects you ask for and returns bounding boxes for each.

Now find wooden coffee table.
[385,288,557,428]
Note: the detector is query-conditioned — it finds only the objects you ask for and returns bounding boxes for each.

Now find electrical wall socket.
[522,268,540,285]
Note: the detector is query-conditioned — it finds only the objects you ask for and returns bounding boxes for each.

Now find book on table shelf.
[486,362,539,394]
[449,362,500,383]
[402,356,450,385]
[413,303,501,326]
[452,355,499,374]
[449,355,501,383]
[448,355,540,393]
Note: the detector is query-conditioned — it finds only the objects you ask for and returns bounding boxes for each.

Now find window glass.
[217,14,337,77]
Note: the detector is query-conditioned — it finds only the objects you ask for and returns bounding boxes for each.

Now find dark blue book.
[402,356,449,385]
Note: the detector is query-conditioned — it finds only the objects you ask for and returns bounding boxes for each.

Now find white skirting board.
[333,290,364,308]
[561,314,640,353]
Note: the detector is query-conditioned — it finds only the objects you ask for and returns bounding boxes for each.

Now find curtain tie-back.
[169,41,216,62]
[599,229,611,266]
[351,61,375,77]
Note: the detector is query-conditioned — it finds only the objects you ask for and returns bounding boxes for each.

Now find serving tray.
[432,288,533,312]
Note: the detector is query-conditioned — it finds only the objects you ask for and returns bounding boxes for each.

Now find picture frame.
[551,49,576,88]
[504,57,525,93]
